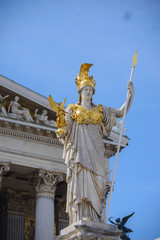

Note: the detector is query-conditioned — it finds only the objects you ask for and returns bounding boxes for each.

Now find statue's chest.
[69,104,103,126]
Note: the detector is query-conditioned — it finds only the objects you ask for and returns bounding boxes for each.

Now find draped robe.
[61,105,117,224]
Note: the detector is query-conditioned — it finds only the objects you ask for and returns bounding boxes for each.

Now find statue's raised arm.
[111,81,134,118]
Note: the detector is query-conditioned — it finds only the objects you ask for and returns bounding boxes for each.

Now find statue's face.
[15,96,19,102]
[81,86,93,101]
[42,110,47,115]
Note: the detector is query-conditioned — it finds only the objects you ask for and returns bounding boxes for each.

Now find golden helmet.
[75,63,96,92]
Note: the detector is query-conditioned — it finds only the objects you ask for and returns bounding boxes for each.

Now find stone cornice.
[0,116,63,146]
[0,127,62,146]
[0,116,56,132]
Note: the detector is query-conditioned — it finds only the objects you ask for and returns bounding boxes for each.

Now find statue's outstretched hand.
[127,81,134,96]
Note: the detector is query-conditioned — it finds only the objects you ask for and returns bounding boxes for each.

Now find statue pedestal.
[55,220,122,240]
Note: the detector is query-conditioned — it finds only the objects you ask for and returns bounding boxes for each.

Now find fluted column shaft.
[35,191,55,240]
[33,169,63,240]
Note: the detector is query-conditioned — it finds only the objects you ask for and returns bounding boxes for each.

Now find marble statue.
[35,109,55,126]
[0,94,9,116]
[8,96,33,121]
[49,63,134,225]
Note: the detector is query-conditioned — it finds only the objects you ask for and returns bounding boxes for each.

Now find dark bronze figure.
[109,212,135,240]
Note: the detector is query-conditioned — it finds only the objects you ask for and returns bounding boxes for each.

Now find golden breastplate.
[69,104,103,126]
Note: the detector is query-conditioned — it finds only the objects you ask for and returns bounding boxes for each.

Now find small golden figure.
[48,95,67,135]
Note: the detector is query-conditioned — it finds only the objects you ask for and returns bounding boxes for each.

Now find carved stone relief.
[8,96,33,121]
[0,188,36,216]
[0,93,55,126]
[35,109,55,126]
[55,198,69,235]
[0,94,9,116]
[7,189,35,215]
[56,198,69,220]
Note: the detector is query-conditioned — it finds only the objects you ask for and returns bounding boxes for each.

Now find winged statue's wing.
[123,226,133,233]
[3,99,8,108]
[108,217,117,225]
[48,95,58,113]
[62,97,66,109]
[121,212,135,226]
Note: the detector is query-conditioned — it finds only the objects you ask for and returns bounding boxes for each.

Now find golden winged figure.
[48,95,67,135]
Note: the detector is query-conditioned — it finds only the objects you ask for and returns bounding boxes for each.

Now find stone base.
[55,220,122,240]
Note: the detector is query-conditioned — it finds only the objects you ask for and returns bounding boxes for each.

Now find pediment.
[0,74,56,127]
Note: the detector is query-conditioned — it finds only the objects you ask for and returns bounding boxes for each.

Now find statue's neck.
[81,98,92,110]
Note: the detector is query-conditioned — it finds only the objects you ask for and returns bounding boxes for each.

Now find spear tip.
[132,50,137,68]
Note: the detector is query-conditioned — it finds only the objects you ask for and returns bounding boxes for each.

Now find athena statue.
[56,63,134,224]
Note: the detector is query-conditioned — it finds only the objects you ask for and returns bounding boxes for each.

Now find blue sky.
[0,0,160,239]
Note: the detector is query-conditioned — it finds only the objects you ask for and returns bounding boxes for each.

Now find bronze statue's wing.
[121,212,135,226]
[108,217,117,226]
[122,226,133,233]
[62,97,66,109]
[48,95,58,113]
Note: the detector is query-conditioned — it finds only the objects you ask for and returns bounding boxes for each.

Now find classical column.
[0,163,10,189]
[32,169,64,240]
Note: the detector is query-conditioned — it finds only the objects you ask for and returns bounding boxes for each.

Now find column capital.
[32,169,64,198]
[0,162,10,176]
[0,162,10,189]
